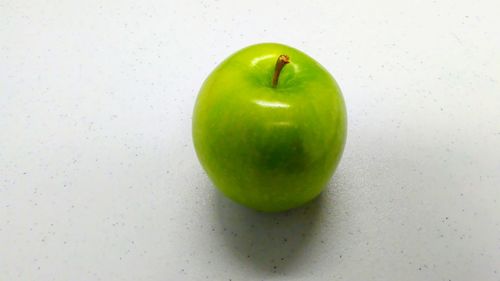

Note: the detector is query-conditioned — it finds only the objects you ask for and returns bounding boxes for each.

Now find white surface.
[1,0,500,280]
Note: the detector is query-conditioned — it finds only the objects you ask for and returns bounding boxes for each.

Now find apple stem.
[272,55,290,88]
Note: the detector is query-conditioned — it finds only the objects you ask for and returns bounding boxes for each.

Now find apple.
[192,43,347,212]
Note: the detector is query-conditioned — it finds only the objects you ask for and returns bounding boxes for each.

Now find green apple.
[192,43,347,212]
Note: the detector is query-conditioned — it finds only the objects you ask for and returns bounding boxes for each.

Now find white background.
[1,1,499,280]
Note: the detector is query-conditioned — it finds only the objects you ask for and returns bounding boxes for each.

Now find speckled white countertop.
[1,1,499,280]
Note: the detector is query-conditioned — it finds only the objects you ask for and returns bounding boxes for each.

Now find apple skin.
[192,43,347,212]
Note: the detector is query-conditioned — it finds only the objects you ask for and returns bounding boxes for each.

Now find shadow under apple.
[212,187,326,275]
